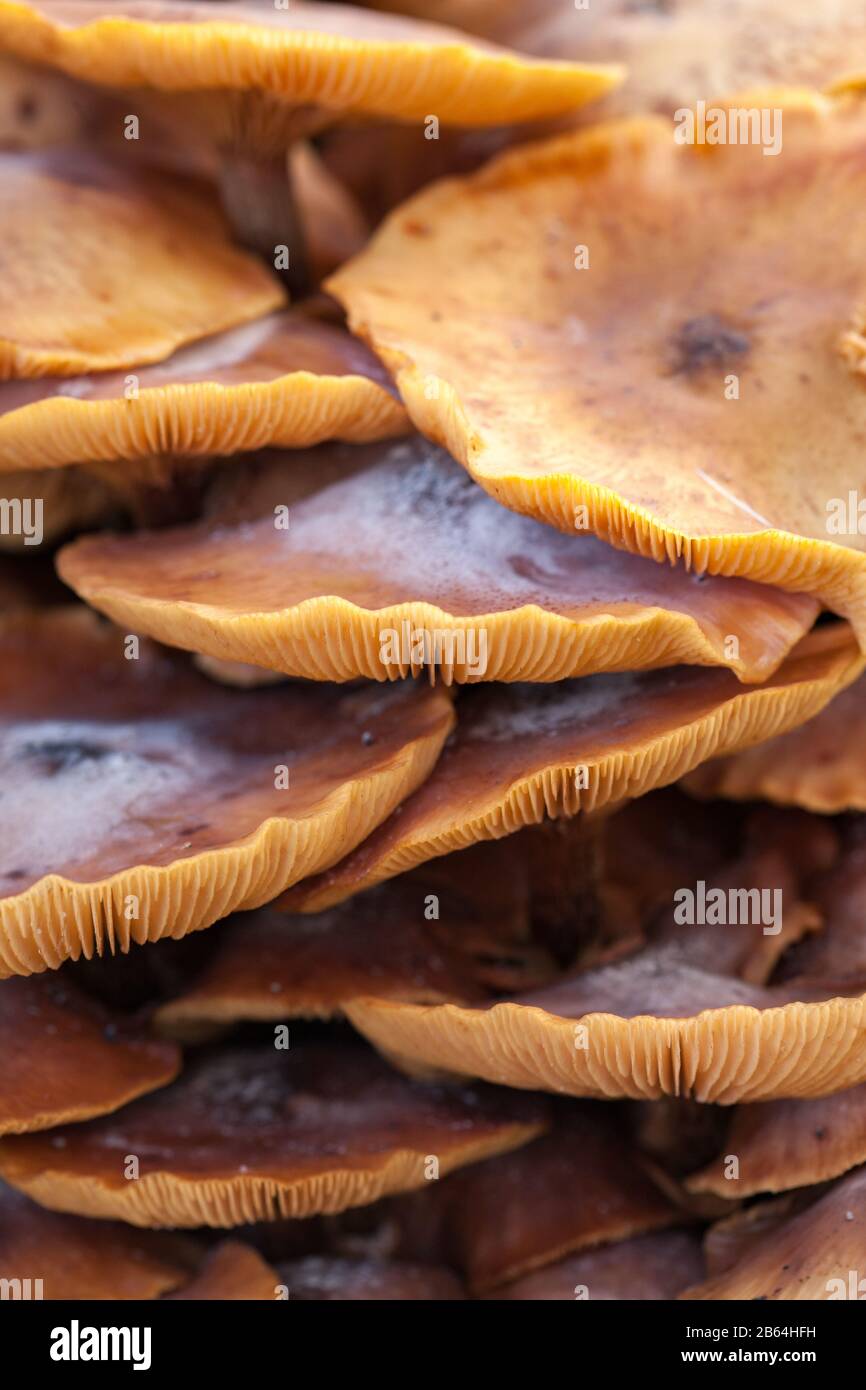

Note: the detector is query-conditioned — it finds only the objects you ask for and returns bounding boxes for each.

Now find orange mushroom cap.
[0,1,621,125]
[0,312,408,478]
[58,437,821,684]
[0,1039,548,1227]
[329,91,866,647]
[0,148,283,378]
[288,623,863,913]
[0,973,179,1134]
[0,606,454,978]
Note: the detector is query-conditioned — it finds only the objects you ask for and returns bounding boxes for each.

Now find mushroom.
[344,803,866,1104]
[432,1105,678,1295]
[167,1241,280,1300]
[684,667,866,812]
[0,0,621,280]
[0,311,408,483]
[329,90,866,645]
[154,847,553,1036]
[58,436,821,684]
[687,1084,866,1201]
[0,147,283,378]
[490,1228,705,1302]
[681,1165,866,1299]
[0,1038,548,1226]
[0,974,179,1134]
[275,1255,465,1301]
[0,1181,192,1298]
[286,623,862,912]
[0,605,454,977]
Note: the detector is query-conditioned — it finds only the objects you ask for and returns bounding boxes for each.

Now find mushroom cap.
[684,667,866,812]
[59,437,821,684]
[369,0,866,116]
[0,148,283,378]
[329,91,866,645]
[681,1164,866,1299]
[0,1181,191,1298]
[0,973,179,1134]
[0,606,454,978]
[687,1083,866,1201]
[0,1,621,125]
[276,1255,465,1300]
[287,623,863,912]
[490,1228,705,1302]
[168,1241,279,1300]
[154,844,551,1032]
[345,801,866,1104]
[0,1039,548,1227]
[0,312,408,476]
[437,1106,678,1294]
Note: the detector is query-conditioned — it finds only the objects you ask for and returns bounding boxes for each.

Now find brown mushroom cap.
[0,1,621,125]
[288,623,863,913]
[0,148,283,378]
[0,606,454,978]
[682,1164,866,1299]
[491,1228,705,1301]
[0,1181,191,1298]
[345,804,866,1104]
[168,1241,279,1300]
[0,973,179,1134]
[0,312,407,478]
[154,844,551,1033]
[437,1106,678,1294]
[688,1084,866,1201]
[0,1039,548,1227]
[684,668,866,812]
[329,92,866,646]
[59,437,821,684]
[276,1254,465,1300]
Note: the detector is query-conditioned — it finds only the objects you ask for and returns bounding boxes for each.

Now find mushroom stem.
[526,811,610,967]
[219,153,309,297]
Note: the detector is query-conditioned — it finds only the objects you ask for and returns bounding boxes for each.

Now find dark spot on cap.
[22,739,111,774]
[670,314,750,375]
[15,94,38,124]
[361,731,376,746]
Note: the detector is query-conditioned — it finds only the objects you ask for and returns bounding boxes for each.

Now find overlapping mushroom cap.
[330,91,866,644]
[0,312,408,479]
[0,148,283,378]
[0,1,621,126]
[0,1038,547,1227]
[684,668,866,812]
[0,606,453,977]
[288,624,863,912]
[58,437,821,684]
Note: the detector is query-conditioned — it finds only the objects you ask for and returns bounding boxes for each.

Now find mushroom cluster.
[2,0,866,1305]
